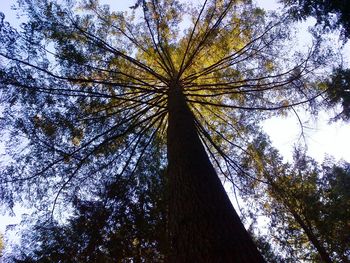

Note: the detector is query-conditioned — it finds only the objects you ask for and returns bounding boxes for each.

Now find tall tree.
[241,135,350,262]
[0,0,327,261]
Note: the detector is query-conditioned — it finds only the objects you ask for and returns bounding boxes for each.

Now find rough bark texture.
[166,82,265,262]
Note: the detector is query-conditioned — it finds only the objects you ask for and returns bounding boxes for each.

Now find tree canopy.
[324,67,350,121]
[241,135,350,262]
[281,0,350,122]
[6,142,167,262]
[0,0,324,210]
[281,0,350,39]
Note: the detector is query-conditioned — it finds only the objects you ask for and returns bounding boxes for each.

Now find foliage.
[0,232,4,258]
[280,0,350,123]
[241,134,350,262]
[0,0,325,208]
[249,232,285,263]
[281,0,350,39]
[7,143,167,262]
[324,67,350,121]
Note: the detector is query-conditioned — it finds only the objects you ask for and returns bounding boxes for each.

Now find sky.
[0,0,350,250]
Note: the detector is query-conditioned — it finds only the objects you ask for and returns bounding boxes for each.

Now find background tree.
[0,0,331,261]
[248,231,285,263]
[281,0,350,39]
[241,134,350,262]
[323,67,350,121]
[281,0,350,122]
[6,143,167,262]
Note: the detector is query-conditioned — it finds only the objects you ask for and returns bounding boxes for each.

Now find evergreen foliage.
[281,0,350,38]
[242,135,350,262]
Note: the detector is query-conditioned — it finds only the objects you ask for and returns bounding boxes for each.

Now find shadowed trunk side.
[289,206,333,263]
[166,82,265,262]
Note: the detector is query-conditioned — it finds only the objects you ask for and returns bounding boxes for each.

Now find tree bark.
[166,83,265,262]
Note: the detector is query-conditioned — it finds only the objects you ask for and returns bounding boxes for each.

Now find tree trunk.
[166,83,265,262]
[270,181,333,263]
[289,209,333,263]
